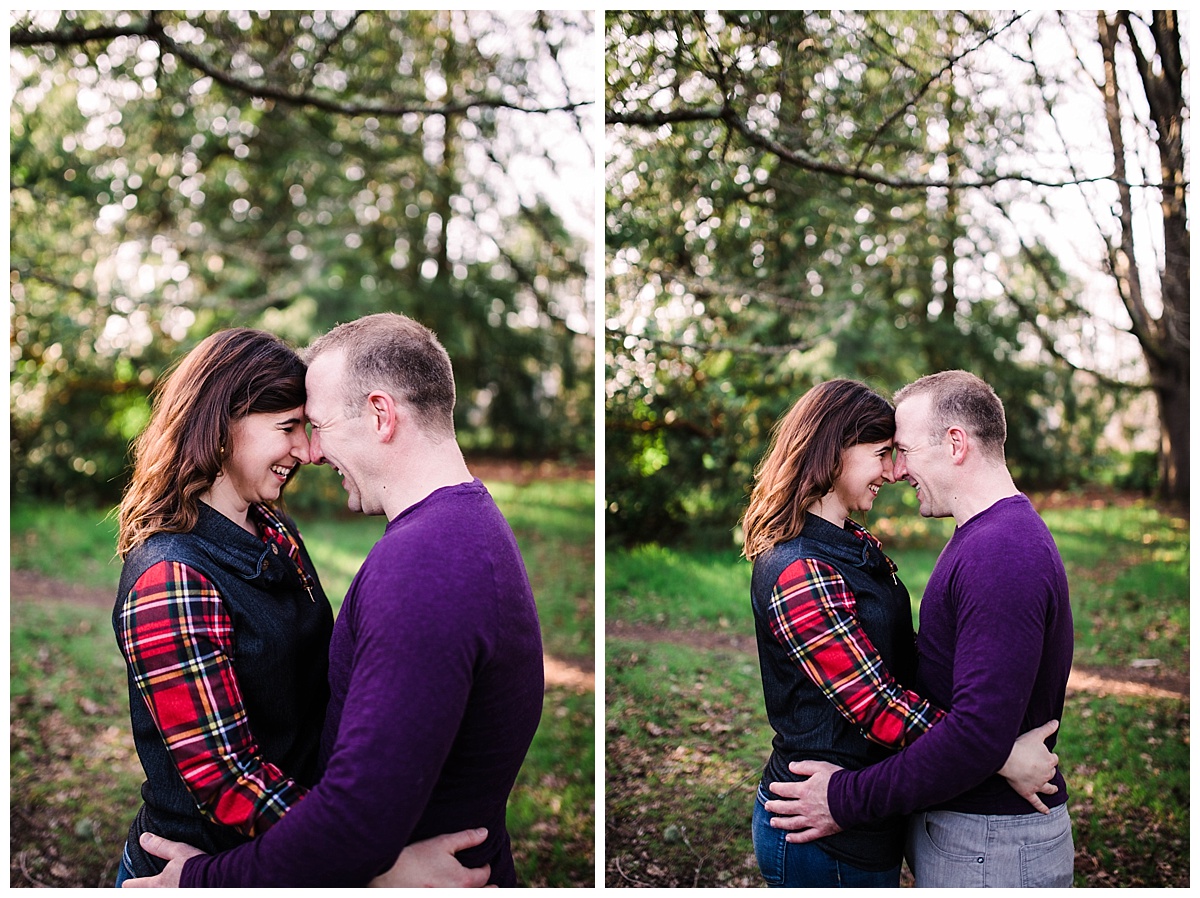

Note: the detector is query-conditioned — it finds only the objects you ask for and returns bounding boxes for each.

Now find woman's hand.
[369,828,493,888]
[998,719,1060,813]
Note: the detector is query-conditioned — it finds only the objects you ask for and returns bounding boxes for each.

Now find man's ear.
[367,390,400,441]
[946,425,969,464]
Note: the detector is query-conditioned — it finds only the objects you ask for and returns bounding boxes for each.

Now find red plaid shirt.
[764,523,945,748]
[115,505,312,836]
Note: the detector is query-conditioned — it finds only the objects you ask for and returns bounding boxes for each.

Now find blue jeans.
[752,785,900,888]
[906,804,1074,887]
[114,842,136,888]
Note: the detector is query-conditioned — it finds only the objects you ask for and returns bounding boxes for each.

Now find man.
[127,313,545,886]
[764,370,1074,888]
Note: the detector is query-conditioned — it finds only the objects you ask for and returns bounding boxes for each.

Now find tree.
[604,11,1187,542]
[1088,12,1186,498]
[11,10,596,503]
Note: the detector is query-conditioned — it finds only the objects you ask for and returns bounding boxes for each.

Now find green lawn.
[9,474,595,888]
[605,494,1189,888]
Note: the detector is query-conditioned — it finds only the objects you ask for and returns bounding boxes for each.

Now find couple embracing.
[744,371,1075,888]
[113,313,544,887]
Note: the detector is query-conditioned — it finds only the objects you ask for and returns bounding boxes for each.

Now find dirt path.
[10,570,595,692]
[606,621,1189,701]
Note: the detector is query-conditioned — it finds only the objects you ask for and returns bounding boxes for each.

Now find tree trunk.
[1151,354,1189,503]
[1097,11,1189,503]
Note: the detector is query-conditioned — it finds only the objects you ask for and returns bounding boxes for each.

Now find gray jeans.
[906,804,1074,888]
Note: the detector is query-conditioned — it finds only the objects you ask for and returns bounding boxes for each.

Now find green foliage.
[11,10,595,505]
[603,10,1146,544]
[1091,450,1160,494]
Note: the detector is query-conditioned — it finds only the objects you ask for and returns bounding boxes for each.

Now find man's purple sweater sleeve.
[827,530,1059,827]
[179,568,476,886]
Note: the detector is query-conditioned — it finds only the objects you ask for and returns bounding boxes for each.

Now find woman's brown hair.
[117,329,307,557]
[741,379,895,560]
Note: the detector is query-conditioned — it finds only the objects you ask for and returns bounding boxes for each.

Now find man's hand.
[999,719,1061,814]
[764,760,844,844]
[121,833,205,887]
[370,828,493,888]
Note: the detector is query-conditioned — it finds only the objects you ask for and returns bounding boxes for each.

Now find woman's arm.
[997,719,1061,812]
[368,829,493,888]
[116,560,306,837]
[767,557,945,749]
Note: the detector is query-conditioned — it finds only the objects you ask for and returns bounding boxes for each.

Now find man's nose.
[308,430,325,465]
[893,453,907,479]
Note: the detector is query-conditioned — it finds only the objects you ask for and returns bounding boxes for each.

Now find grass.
[605,638,774,888]
[1065,695,1190,886]
[604,493,1189,888]
[9,474,595,889]
[605,544,751,632]
[8,502,124,585]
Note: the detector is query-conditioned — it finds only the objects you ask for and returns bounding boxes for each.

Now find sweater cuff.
[179,854,206,888]
[827,767,860,831]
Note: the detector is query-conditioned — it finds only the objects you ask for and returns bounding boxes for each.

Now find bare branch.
[10,23,148,46]
[13,14,593,120]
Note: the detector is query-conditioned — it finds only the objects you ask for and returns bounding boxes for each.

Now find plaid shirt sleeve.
[115,560,307,836]
[766,557,946,749]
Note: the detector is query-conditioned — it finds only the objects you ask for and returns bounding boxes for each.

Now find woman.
[742,380,1050,887]
[113,328,333,884]
[112,329,479,887]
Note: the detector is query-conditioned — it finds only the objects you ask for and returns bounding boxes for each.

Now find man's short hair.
[894,370,1007,461]
[305,313,456,438]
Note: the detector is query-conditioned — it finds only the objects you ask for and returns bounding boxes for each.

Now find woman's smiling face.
[832,439,896,515]
[218,406,311,506]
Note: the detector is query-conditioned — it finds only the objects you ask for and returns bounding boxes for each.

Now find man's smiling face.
[305,350,377,516]
[893,393,948,519]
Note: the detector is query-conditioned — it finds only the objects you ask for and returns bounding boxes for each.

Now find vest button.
[261,560,270,571]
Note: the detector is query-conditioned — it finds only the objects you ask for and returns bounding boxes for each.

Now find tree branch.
[13,15,593,120]
[606,326,818,357]
[11,23,147,46]
[607,96,1184,194]
[854,10,1028,168]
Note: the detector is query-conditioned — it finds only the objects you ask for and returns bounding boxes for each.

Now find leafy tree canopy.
[605,10,1186,543]
[12,9,596,504]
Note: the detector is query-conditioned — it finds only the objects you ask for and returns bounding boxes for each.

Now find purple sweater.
[829,494,1072,826]
[181,480,545,886]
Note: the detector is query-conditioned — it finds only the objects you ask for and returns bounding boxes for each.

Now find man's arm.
[176,572,479,886]
[764,719,1062,842]
[772,560,1057,832]
[122,829,493,888]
